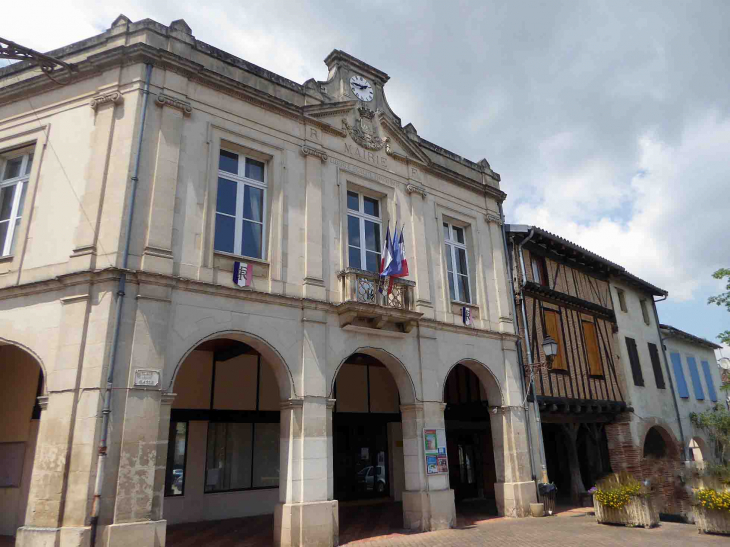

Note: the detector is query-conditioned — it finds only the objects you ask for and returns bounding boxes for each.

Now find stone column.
[406,179,433,319]
[485,214,514,334]
[491,406,537,517]
[275,397,338,547]
[104,283,171,547]
[140,93,192,275]
[69,92,124,270]
[301,144,327,300]
[400,402,455,532]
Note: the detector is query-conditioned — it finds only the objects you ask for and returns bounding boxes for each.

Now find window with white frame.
[214,149,266,259]
[347,190,381,273]
[0,151,33,257]
[443,222,471,303]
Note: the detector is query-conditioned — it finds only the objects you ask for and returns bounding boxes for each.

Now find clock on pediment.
[350,74,373,102]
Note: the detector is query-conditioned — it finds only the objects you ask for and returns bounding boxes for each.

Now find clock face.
[350,75,374,102]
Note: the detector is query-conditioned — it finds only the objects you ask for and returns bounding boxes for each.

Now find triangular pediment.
[377,114,431,165]
[303,100,359,120]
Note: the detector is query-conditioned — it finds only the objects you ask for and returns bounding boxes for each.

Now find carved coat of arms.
[342,107,389,151]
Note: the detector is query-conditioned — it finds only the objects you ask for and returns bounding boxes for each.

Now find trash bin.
[538,482,557,516]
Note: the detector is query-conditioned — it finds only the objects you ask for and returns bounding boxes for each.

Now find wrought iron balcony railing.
[335,268,420,332]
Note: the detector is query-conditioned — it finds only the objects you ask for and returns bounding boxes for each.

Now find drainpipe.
[498,204,536,482]
[89,63,153,546]
[652,295,687,460]
[515,228,549,484]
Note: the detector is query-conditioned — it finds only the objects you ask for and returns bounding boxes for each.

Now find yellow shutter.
[583,320,603,376]
[543,309,567,370]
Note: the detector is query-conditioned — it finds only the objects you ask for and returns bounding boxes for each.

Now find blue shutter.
[686,357,705,400]
[701,360,718,403]
[670,352,690,399]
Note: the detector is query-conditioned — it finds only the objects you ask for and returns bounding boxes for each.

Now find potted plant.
[690,404,730,535]
[592,472,658,528]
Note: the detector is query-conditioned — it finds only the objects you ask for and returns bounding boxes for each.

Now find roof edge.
[659,324,723,350]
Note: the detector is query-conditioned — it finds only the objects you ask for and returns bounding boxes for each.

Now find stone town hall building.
[0,16,536,547]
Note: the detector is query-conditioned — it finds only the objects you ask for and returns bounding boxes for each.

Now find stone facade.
[0,15,534,547]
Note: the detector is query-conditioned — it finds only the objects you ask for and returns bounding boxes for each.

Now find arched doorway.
[332,352,403,502]
[163,336,287,528]
[689,438,705,462]
[442,362,499,516]
[0,343,44,540]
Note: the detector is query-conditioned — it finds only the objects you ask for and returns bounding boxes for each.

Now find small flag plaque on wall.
[233,261,253,288]
[462,306,472,326]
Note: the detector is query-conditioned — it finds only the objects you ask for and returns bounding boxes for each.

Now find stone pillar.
[301,143,327,300]
[406,180,433,319]
[69,91,124,270]
[104,284,171,547]
[275,397,338,547]
[400,402,455,532]
[491,406,537,517]
[485,214,514,334]
[140,93,191,275]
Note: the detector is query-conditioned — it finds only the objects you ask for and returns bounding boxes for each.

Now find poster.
[423,428,448,475]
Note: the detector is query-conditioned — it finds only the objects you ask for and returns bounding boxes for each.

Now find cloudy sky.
[2,0,728,354]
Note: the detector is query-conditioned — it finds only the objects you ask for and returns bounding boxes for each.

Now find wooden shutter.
[648,343,665,389]
[670,352,690,398]
[543,309,567,370]
[582,320,603,376]
[701,360,718,402]
[625,337,644,386]
[686,357,705,401]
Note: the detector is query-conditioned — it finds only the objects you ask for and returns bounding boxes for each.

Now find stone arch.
[167,329,295,400]
[0,336,47,392]
[441,359,503,406]
[642,424,680,459]
[329,346,417,405]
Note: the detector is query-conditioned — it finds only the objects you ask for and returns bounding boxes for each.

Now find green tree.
[690,405,730,466]
[708,268,730,346]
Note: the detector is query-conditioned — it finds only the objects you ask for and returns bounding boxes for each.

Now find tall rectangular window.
[214,149,266,259]
[582,320,603,376]
[443,222,471,303]
[647,342,665,389]
[670,352,690,398]
[0,151,33,257]
[625,337,644,386]
[686,356,705,401]
[531,255,549,287]
[164,421,188,496]
[347,190,381,273]
[543,308,567,371]
[616,288,628,312]
[640,299,651,325]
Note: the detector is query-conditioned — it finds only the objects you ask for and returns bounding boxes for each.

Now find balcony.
[336,268,422,333]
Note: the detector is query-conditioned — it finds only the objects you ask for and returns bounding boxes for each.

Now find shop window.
[214,149,266,259]
[205,421,280,492]
[531,255,549,287]
[443,222,472,303]
[0,150,33,257]
[347,190,382,273]
[164,421,188,496]
[543,308,567,371]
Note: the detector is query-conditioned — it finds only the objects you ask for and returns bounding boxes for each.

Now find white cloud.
[512,111,730,301]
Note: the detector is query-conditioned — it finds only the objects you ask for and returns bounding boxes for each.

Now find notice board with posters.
[423,428,448,475]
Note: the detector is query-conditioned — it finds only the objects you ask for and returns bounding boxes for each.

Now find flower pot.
[530,502,545,517]
[695,507,730,535]
[594,496,658,528]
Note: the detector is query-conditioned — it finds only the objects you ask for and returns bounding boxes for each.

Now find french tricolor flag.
[233,261,253,287]
[381,225,409,294]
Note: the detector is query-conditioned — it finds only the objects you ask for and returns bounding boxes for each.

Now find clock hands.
[352,83,369,90]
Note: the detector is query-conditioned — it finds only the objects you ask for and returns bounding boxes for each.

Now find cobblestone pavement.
[342,508,727,546]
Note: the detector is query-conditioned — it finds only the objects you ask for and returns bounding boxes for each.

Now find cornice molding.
[155,93,192,116]
[90,91,123,110]
[485,213,504,225]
